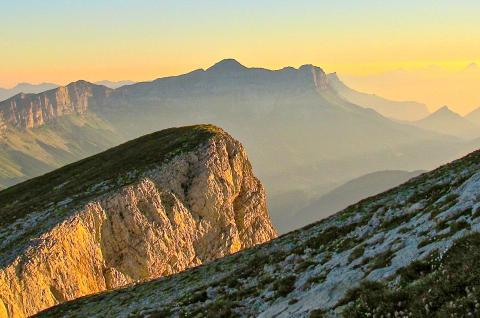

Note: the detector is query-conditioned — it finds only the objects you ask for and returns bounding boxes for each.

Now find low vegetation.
[34,147,480,317]
[0,124,221,227]
[342,233,480,317]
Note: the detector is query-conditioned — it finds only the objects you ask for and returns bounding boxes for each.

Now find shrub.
[450,220,470,233]
[348,245,365,262]
[273,275,296,297]
[309,309,325,318]
[368,249,395,271]
[341,233,480,317]
[397,259,433,285]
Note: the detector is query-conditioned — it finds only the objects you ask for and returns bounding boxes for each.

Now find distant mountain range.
[341,63,480,115]
[413,106,480,139]
[0,83,59,102]
[94,80,136,89]
[465,107,480,126]
[1,59,479,231]
[0,80,135,102]
[328,73,429,121]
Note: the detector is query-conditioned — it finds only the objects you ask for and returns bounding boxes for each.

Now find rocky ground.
[35,145,480,317]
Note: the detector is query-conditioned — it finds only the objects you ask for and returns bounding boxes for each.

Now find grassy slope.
[35,147,480,317]
[0,124,221,228]
[0,113,122,188]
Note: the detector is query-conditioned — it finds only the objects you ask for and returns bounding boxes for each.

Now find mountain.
[413,106,480,139]
[0,81,121,188]
[465,106,480,125]
[95,59,471,198]
[0,113,122,188]
[94,80,136,89]
[0,125,277,318]
[0,80,112,129]
[340,64,480,117]
[36,145,480,317]
[0,82,59,102]
[285,170,425,232]
[0,81,137,103]
[0,59,478,229]
[327,72,429,121]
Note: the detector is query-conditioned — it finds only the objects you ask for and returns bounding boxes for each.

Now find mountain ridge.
[34,144,480,317]
[0,81,112,129]
[1,59,478,233]
[0,83,59,103]
[465,106,480,125]
[327,72,429,121]
[0,124,277,318]
[414,105,480,139]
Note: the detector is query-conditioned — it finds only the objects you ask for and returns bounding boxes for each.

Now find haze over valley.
[2,60,480,233]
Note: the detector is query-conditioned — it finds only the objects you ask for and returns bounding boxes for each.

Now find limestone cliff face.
[0,125,277,318]
[0,81,111,129]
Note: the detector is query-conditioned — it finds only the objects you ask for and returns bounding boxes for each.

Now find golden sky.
[1,1,479,113]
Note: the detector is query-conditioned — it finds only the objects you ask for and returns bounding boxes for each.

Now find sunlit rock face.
[0,81,112,129]
[0,125,277,318]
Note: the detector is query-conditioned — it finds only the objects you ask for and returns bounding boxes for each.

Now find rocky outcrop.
[0,125,276,318]
[0,81,111,129]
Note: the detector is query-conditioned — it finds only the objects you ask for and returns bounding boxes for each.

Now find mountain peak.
[423,105,463,121]
[298,64,323,72]
[328,72,340,80]
[207,58,247,72]
[66,79,95,87]
[434,105,457,116]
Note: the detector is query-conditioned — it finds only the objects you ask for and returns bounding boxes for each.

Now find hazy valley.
[2,60,480,234]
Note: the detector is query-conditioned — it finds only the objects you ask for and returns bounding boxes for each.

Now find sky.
[1,0,479,113]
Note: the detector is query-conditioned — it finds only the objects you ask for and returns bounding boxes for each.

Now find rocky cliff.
[0,81,111,129]
[36,146,480,317]
[0,125,277,318]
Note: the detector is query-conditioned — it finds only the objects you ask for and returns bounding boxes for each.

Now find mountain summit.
[432,105,458,117]
[206,58,248,72]
[414,105,480,139]
[0,125,277,317]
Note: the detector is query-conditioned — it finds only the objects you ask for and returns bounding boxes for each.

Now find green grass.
[0,124,222,227]
[0,113,121,187]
